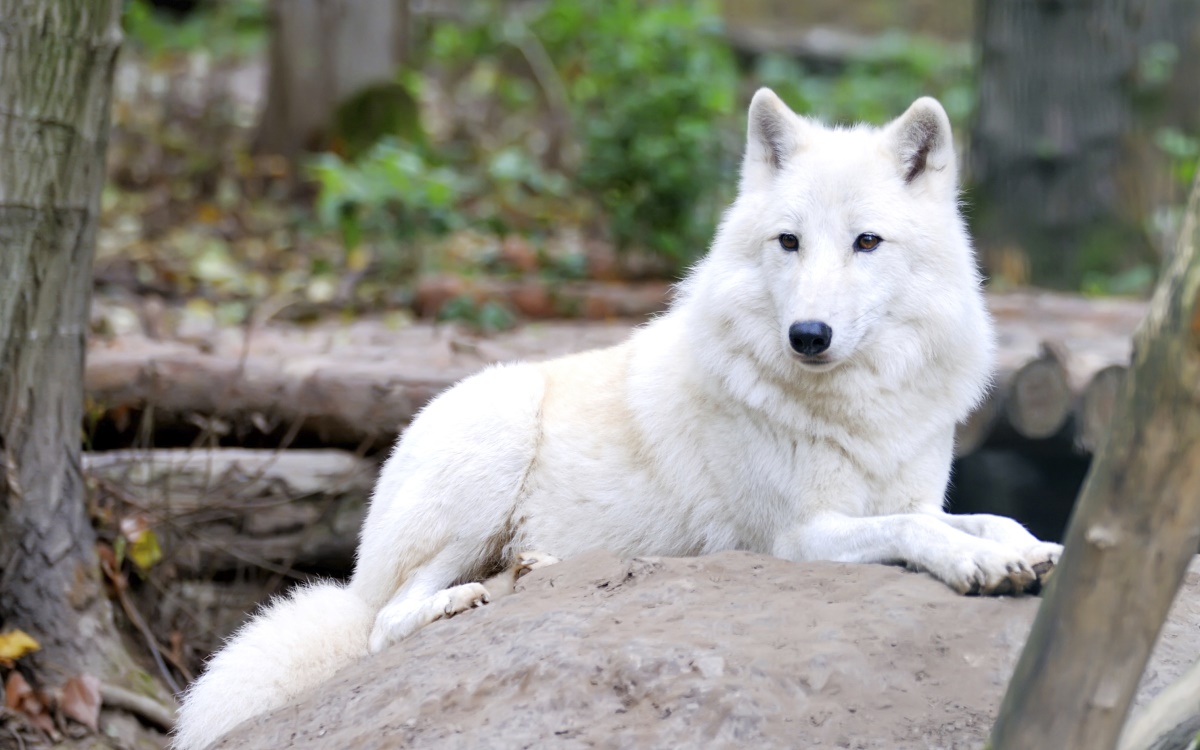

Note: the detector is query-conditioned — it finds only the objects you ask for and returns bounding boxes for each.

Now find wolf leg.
[481,550,563,598]
[929,511,1062,587]
[369,574,490,653]
[775,513,1038,595]
[368,551,561,652]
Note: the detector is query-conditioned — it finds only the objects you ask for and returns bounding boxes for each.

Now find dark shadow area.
[948,433,1092,543]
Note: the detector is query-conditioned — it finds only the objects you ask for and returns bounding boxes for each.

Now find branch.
[987,179,1200,748]
[1119,658,1200,750]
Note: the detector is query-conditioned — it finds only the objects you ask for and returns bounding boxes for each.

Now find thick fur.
[175,90,1061,750]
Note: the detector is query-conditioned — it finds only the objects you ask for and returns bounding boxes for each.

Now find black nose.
[789,320,833,356]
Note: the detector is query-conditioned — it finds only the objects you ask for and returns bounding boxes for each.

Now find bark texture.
[0,1,124,681]
[255,0,408,159]
[972,0,1143,287]
[987,178,1200,748]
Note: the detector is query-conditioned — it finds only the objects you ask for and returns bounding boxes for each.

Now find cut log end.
[1076,365,1128,454]
[1005,342,1073,439]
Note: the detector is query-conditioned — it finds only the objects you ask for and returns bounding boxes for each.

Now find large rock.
[215,551,1200,750]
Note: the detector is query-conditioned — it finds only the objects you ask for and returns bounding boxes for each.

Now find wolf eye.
[854,233,882,252]
[778,233,799,251]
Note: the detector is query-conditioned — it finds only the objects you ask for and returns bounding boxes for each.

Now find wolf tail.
[172,581,373,750]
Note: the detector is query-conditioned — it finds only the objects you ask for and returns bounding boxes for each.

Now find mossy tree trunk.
[255,0,414,161]
[0,0,127,683]
[971,0,1146,288]
[987,177,1200,748]
[973,0,1200,289]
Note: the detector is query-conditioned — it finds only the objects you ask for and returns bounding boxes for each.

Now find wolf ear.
[885,97,957,191]
[741,88,804,193]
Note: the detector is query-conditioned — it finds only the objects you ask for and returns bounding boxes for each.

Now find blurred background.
[80,0,1195,693]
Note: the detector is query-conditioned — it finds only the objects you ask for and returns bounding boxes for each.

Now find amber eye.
[779,233,799,251]
[854,233,882,252]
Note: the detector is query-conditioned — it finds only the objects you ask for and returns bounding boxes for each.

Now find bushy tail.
[173,582,373,750]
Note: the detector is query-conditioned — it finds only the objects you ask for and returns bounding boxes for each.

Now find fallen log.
[1005,342,1073,439]
[85,293,1148,455]
[1076,364,1128,454]
[85,319,633,450]
[85,449,376,576]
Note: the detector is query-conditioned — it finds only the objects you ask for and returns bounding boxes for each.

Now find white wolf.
[174,90,1062,750]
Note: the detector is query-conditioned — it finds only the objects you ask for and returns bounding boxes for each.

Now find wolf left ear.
[885,97,957,191]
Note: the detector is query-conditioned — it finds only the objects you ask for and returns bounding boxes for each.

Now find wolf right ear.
[741,88,804,193]
[884,97,957,193]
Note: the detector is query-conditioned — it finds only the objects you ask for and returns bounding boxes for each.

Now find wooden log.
[84,296,1147,455]
[988,181,1200,749]
[85,346,449,448]
[85,449,376,576]
[955,384,1004,457]
[1004,341,1073,439]
[85,320,634,450]
[1077,365,1129,454]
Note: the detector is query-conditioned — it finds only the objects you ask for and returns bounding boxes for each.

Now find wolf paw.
[1021,541,1062,593]
[437,582,491,619]
[939,543,1037,596]
[369,582,494,653]
[515,550,562,579]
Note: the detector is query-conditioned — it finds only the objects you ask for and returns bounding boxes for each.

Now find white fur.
[174,90,1061,749]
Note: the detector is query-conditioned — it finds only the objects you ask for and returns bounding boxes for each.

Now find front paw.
[935,542,1037,596]
[1022,541,1062,593]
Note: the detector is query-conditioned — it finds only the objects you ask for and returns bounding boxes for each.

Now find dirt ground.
[213,551,1200,750]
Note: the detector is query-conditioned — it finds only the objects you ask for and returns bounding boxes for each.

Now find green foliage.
[1155,127,1200,191]
[535,0,739,261]
[752,33,974,128]
[309,139,467,273]
[311,3,974,274]
[123,0,267,59]
[437,296,517,332]
[1081,264,1157,297]
[332,82,425,160]
[1137,41,1180,91]
[419,0,738,263]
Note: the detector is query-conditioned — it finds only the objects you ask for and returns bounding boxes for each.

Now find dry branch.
[85,449,377,575]
[1119,658,1200,750]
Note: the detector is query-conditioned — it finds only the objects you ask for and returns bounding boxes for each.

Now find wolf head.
[685,89,993,412]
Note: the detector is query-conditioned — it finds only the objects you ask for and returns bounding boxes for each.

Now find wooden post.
[987,181,1200,748]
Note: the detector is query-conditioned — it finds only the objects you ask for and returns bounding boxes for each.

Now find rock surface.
[215,551,1200,750]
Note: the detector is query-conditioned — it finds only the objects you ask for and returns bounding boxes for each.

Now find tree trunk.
[0,0,126,683]
[987,178,1200,748]
[255,0,412,160]
[971,0,1147,288]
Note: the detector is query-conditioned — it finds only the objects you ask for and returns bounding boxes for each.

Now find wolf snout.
[788,320,833,356]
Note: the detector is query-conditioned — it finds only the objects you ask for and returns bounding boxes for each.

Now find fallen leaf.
[4,670,30,710]
[0,629,40,666]
[4,671,56,735]
[129,528,163,572]
[120,516,163,571]
[195,202,222,224]
[60,674,102,731]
